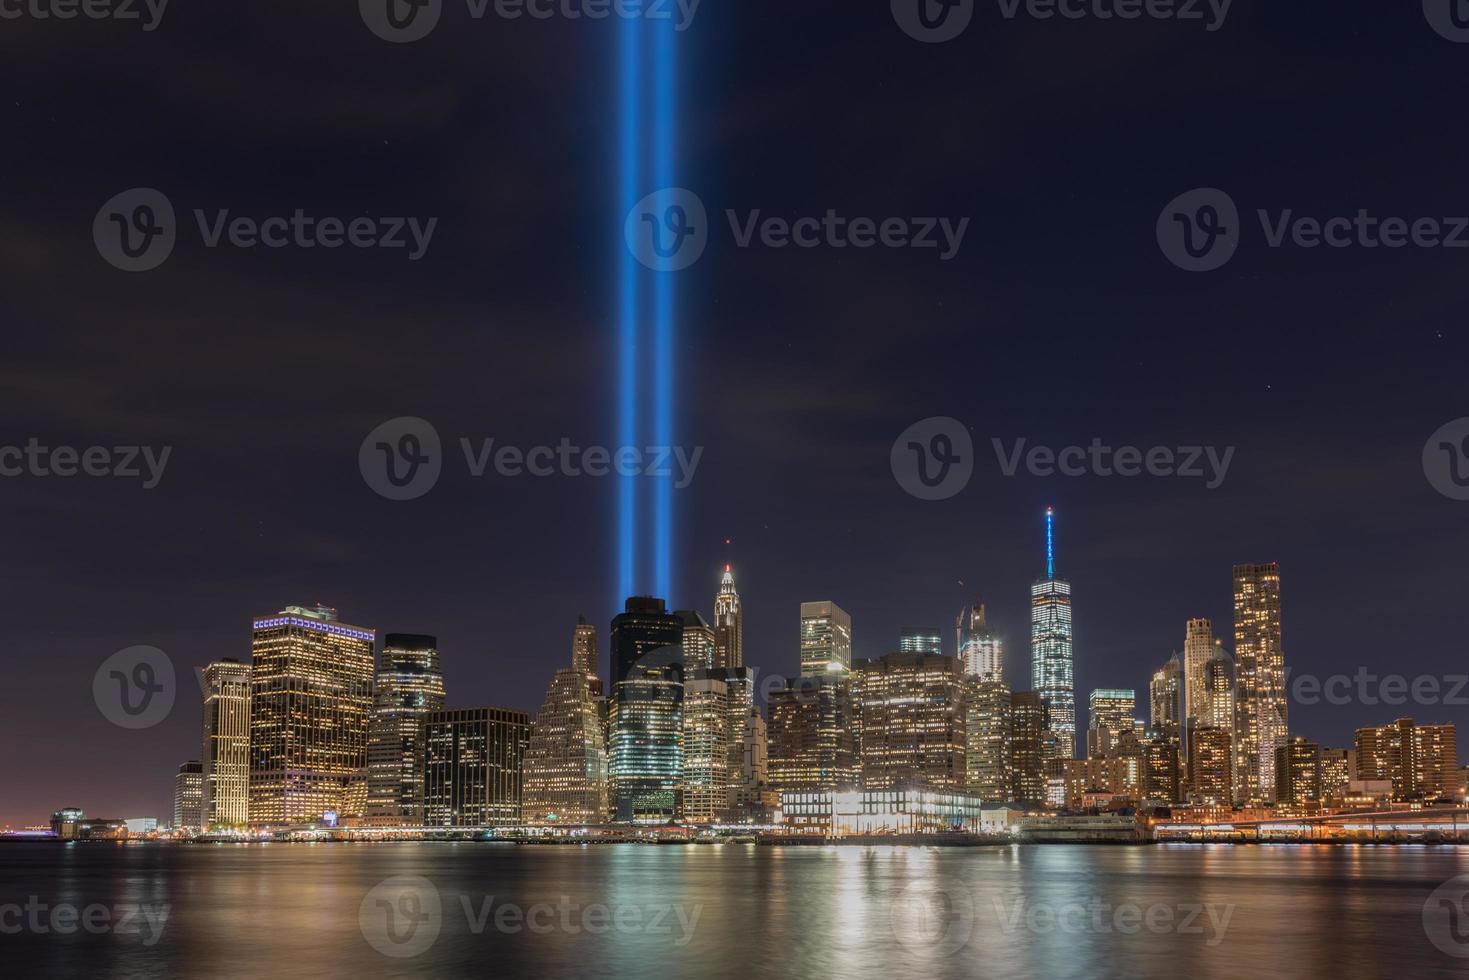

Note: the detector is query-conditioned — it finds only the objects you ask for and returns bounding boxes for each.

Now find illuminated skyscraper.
[957,601,1003,681]
[1320,747,1353,806]
[1143,733,1181,804]
[1182,618,1217,727]
[572,616,601,695]
[523,667,608,825]
[681,674,730,823]
[201,659,251,829]
[1187,727,1234,806]
[768,675,856,793]
[608,596,685,822]
[855,652,968,790]
[713,565,743,669]
[799,601,852,676]
[1149,653,1184,742]
[676,609,716,673]
[1032,509,1074,759]
[423,707,530,826]
[366,634,446,827]
[1233,562,1288,803]
[707,666,764,819]
[966,679,1012,801]
[174,760,204,831]
[248,605,376,827]
[899,627,944,656]
[1009,690,1048,805]
[1274,736,1322,808]
[1087,689,1137,759]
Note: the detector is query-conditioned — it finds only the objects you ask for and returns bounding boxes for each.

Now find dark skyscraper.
[608,597,685,822]
[423,707,530,827]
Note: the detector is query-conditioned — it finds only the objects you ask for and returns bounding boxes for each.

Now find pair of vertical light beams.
[617,17,677,603]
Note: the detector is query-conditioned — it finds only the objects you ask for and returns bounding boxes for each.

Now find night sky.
[2,2,1467,826]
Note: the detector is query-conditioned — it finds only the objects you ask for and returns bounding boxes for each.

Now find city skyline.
[22,518,1465,828]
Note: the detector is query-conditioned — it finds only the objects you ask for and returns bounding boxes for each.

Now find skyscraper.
[1087,689,1137,759]
[608,597,685,822]
[1233,562,1288,803]
[966,678,1012,801]
[899,627,944,656]
[713,565,743,669]
[1188,727,1234,806]
[676,609,716,673]
[707,666,763,820]
[423,707,530,826]
[1149,653,1184,742]
[201,658,251,829]
[174,761,205,831]
[1274,736,1322,808]
[248,605,376,827]
[571,615,601,695]
[855,652,968,790]
[1009,690,1048,805]
[957,600,1003,680]
[767,675,856,793]
[522,668,609,825]
[799,601,852,676]
[366,634,446,826]
[681,674,730,823]
[1182,618,1217,727]
[1032,509,1074,759]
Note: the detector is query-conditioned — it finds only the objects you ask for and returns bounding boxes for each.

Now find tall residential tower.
[1031,509,1075,759]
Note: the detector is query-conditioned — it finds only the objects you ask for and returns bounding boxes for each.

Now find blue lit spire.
[1046,506,1055,580]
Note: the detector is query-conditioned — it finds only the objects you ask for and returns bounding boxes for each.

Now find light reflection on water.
[2,842,1467,980]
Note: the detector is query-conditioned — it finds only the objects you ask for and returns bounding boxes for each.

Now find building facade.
[423,707,530,826]
[522,667,609,825]
[608,597,685,822]
[713,566,743,669]
[1087,689,1137,759]
[1032,509,1075,759]
[201,658,251,829]
[174,761,204,831]
[1275,736,1322,808]
[248,605,376,826]
[957,601,1003,681]
[681,674,730,823]
[1010,690,1048,805]
[1233,563,1288,803]
[1355,719,1459,802]
[366,633,446,826]
[768,674,856,793]
[799,601,852,676]
[967,679,1012,801]
[854,652,968,790]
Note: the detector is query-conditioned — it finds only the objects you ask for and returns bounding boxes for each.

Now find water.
[3,842,1468,979]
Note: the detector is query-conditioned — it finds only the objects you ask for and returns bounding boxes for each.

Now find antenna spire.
[1046,506,1055,579]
